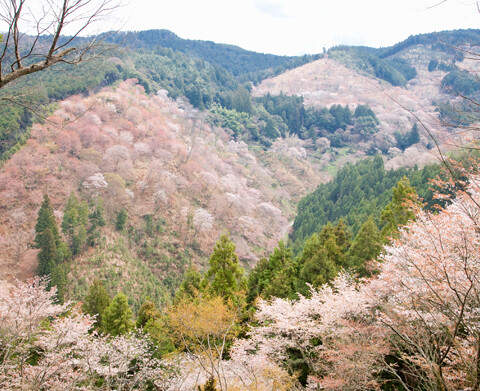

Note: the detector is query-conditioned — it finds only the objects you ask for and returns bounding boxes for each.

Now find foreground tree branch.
[0,0,118,90]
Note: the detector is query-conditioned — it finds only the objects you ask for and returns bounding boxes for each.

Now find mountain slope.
[104,29,321,77]
[0,80,322,297]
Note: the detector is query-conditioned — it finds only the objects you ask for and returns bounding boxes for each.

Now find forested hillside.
[4,21,480,390]
[0,79,322,306]
[291,155,440,250]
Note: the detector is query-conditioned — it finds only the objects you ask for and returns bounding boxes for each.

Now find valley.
[2,22,480,390]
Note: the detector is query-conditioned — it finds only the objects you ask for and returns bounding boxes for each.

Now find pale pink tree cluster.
[163,352,295,391]
[193,207,214,233]
[240,175,480,390]
[0,278,175,390]
[367,175,480,390]
[245,273,385,390]
[82,172,108,195]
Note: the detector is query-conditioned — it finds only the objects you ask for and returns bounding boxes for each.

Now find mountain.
[2,28,480,303]
[252,30,480,170]
[0,80,323,306]
[102,29,321,77]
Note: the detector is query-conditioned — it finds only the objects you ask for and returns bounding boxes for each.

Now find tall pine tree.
[347,216,383,276]
[203,234,246,303]
[35,195,60,248]
[380,177,419,241]
[83,280,111,329]
[62,192,89,255]
[102,292,133,336]
[37,228,57,276]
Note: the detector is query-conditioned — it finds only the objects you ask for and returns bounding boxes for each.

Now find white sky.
[109,0,479,55]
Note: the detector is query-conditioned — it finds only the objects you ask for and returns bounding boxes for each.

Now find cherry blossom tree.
[0,277,175,390]
[193,207,214,233]
[368,175,480,390]
[244,273,385,389]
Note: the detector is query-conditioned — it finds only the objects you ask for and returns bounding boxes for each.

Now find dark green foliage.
[354,105,379,123]
[35,195,60,248]
[102,292,134,336]
[328,29,480,86]
[51,263,69,304]
[437,68,480,124]
[437,100,480,126]
[88,200,106,246]
[222,86,254,114]
[35,194,70,289]
[203,234,246,302]
[198,377,217,391]
[394,123,420,151]
[295,220,351,295]
[83,280,111,329]
[441,69,480,97]
[104,29,318,78]
[428,59,439,72]
[255,93,306,134]
[0,98,34,159]
[247,241,296,302]
[377,29,480,59]
[255,94,362,140]
[115,209,128,231]
[328,104,353,130]
[37,228,57,277]
[353,104,380,137]
[62,192,89,255]
[329,46,417,86]
[346,216,383,276]
[291,156,440,253]
[129,48,236,109]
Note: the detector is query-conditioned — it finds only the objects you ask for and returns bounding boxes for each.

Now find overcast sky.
[109,0,479,55]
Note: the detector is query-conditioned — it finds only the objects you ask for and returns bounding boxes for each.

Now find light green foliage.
[292,156,440,253]
[247,241,296,302]
[83,280,111,329]
[203,234,246,302]
[175,266,203,301]
[103,292,134,336]
[62,192,89,255]
[136,298,161,329]
[295,220,351,295]
[380,177,419,241]
[347,216,383,276]
[136,297,175,354]
[209,106,260,142]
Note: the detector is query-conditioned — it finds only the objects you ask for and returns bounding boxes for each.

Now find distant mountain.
[102,29,321,77]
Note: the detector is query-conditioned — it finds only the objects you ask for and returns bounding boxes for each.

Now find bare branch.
[0,0,119,89]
